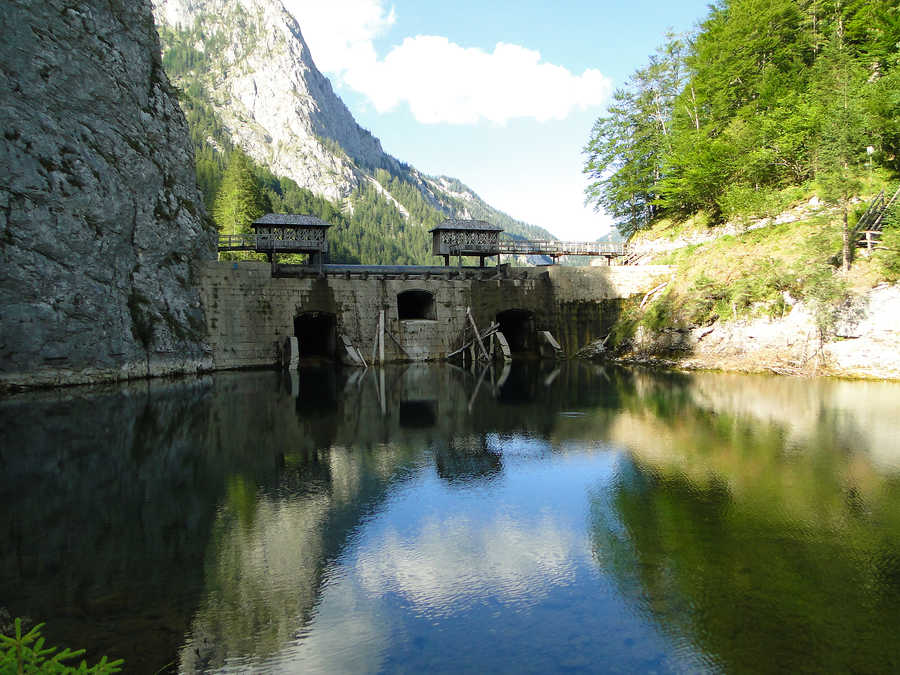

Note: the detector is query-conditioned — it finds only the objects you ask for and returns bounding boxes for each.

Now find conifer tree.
[212,149,269,235]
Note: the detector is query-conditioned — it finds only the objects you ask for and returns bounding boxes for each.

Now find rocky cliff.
[0,0,216,390]
[155,0,397,203]
[152,0,552,240]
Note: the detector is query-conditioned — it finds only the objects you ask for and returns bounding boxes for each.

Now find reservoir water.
[2,363,900,673]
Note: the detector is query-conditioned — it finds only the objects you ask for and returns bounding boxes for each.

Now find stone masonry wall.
[197,262,673,369]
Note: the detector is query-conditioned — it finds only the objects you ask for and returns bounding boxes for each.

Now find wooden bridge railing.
[217,234,328,252]
[498,240,625,257]
[855,185,899,250]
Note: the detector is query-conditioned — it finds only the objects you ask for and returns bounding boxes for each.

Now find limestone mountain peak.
[153,0,552,241]
[154,0,400,201]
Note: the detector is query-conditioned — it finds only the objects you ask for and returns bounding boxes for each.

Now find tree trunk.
[841,205,850,272]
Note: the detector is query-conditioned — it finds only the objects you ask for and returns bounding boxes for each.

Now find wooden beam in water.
[467,307,490,361]
[378,309,385,364]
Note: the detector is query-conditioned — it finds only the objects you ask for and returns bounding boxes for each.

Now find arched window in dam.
[397,290,436,320]
[496,309,535,353]
[294,312,337,359]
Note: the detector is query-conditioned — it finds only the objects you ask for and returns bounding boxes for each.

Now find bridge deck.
[274,264,530,279]
[218,234,626,259]
[497,240,624,258]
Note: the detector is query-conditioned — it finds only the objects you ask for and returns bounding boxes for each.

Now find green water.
[1,363,899,673]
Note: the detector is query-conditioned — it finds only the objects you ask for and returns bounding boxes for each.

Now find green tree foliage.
[813,37,870,270]
[340,182,432,265]
[212,149,270,235]
[584,38,686,236]
[374,169,444,229]
[585,0,900,237]
[1,618,123,673]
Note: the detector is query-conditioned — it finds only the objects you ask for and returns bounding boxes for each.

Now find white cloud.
[281,0,611,125]
[281,0,396,76]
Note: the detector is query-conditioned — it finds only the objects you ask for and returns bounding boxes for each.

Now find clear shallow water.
[2,363,900,673]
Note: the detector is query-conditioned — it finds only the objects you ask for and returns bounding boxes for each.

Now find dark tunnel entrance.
[397,290,436,320]
[496,309,535,354]
[294,312,337,359]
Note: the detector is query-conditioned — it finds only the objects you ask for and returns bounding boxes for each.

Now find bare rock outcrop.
[612,283,900,380]
[154,0,400,202]
[1,0,216,390]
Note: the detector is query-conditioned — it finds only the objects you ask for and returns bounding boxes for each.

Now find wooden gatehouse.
[431,219,504,267]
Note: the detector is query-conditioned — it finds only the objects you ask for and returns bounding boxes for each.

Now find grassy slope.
[610,176,900,352]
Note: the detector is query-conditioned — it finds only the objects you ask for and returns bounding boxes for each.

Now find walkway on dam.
[217,234,626,263]
[496,239,624,260]
[271,263,536,280]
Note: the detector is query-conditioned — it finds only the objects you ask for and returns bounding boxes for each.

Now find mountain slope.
[153,0,554,254]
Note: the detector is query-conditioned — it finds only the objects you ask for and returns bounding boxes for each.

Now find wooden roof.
[430,219,504,233]
[252,213,332,228]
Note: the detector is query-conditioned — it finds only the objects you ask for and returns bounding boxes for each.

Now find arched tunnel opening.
[398,289,436,320]
[294,311,337,359]
[496,309,535,354]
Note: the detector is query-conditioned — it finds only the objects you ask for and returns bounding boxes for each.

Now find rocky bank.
[0,0,216,390]
[616,282,900,380]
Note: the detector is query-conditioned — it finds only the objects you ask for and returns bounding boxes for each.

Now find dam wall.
[197,261,672,369]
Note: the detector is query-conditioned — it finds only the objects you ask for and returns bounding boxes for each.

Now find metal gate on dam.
[196,261,672,369]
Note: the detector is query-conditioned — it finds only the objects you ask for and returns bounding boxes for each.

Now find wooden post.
[378,309,385,364]
[371,316,379,365]
[467,307,490,361]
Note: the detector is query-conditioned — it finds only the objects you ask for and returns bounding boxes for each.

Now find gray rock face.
[0,0,216,389]
[153,0,555,240]
[155,0,399,202]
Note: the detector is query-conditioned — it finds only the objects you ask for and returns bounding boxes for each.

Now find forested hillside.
[584,0,900,367]
[156,9,553,266]
[584,0,900,237]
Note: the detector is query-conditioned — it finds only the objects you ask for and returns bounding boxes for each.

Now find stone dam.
[199,261,673,369]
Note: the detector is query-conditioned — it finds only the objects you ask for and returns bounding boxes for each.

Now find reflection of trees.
[592,373,900,673]
[0,376,284,673]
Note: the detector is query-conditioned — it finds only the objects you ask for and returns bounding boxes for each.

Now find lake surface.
[2,363,900,673]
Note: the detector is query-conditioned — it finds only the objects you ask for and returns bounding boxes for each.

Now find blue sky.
[282,0,713,240]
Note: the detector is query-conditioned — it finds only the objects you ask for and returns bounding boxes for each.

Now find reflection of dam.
[179,362,616,670]
[0,362,617,672]
[7,365,898,672]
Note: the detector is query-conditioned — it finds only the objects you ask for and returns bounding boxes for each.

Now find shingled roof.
[251,213,332,228]
[429,219,504,233]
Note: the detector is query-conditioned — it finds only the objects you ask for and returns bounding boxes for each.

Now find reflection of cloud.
[355,514,578,613]
[269,580,389,675]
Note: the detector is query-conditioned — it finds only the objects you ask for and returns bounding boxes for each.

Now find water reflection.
[2,365,900,673]
[592,370,900,673]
